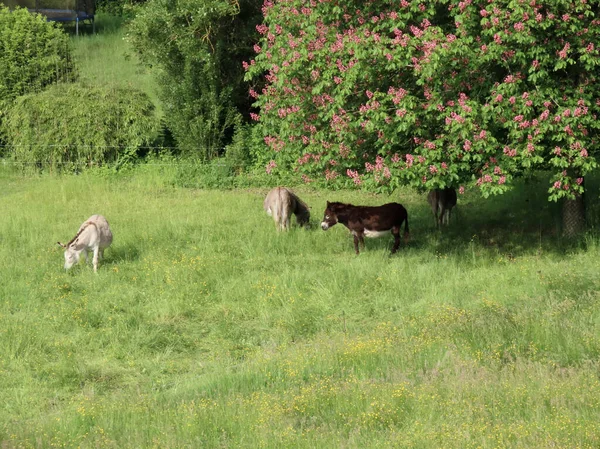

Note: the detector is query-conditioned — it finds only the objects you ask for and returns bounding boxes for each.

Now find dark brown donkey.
[320,202,409,254]
[427,188,457,228]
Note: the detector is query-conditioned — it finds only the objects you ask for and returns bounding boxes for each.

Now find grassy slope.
[69,14,162,116]
[1,167,599,448]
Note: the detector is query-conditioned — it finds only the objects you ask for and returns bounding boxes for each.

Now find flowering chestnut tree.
[245,0,599,202]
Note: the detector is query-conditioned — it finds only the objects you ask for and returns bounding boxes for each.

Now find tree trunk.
[562,183,586,237]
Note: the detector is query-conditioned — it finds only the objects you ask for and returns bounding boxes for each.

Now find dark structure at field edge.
[2,0,95,35]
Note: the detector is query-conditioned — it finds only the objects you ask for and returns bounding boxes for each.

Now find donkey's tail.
[403,214,410,244]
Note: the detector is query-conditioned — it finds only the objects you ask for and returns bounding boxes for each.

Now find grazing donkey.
[264,187,310,231]
[320,201,409,255]
[58,215,113,272]
[427,188,457,228]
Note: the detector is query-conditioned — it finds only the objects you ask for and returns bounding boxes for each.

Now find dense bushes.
[95,0,147,18]
[0,6,76,111]
[127,0,262,160]
[1,83,160,169]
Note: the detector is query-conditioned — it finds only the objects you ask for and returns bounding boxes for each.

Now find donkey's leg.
[281,208,290,231]
[353,234,361,255]
[273,209,282,231]
[284,211,291,230]
[431,206,439,228]
[391,226,401,254]
[438,203,445,228]
[443,208,450,226]
[92,247,99,272]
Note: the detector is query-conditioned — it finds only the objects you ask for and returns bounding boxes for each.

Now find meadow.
[2,12,600,449]
[1,164,600,448]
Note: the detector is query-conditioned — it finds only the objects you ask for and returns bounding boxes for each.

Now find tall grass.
[1,166,599,447]
[69,14,161,116]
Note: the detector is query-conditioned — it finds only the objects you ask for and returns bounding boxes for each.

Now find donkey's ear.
[326,201,330,206]
[57,242,66,248]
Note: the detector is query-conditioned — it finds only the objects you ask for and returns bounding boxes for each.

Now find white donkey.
[264,186,310,231]
[58,215,113,272]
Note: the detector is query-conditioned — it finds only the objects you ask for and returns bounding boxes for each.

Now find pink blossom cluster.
[264,136,284,152]
[457,93,472,113]
[445,111,465,125]
[277,105,300,118]
[388,86,408,104]
[312,94,335,108]
[325,169,338,181]
[392,29,410,47]
[346,169,362,185]
[330,113,349,132]
[339,143,351,158]
[558,42,570,59]
[265,160,277,174]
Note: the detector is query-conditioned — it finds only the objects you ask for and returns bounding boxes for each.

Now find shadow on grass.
[311,178,597,259]
[406,176,599,259]
[106,243,141,264]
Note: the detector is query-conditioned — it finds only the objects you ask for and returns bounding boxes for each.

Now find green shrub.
[0,6,76,111]
[169,157,303,190]
[128,0,262,160]
[224,123,254,174]
[1,83,161,169]
[95,0,146,19]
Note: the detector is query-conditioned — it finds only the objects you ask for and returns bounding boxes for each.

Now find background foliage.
[0,6,76,122]
[246,0,600,200]
[1,83,160,169]
[127,0,262,160]
[95,0,147,18]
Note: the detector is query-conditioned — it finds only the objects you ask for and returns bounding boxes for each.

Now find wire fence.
[0,144,231,167]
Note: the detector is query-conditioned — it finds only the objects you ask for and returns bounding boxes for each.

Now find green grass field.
[2,12,600,448]
[1,166,600,447]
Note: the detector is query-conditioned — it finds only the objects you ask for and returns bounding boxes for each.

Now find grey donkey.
[58,214,113,272]
[264,187,310,231]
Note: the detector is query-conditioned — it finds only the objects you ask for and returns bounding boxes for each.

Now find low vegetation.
[2,83,160,169]
[1,166,599,447]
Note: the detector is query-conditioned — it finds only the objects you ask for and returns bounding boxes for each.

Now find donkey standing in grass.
[320,201,409,255]
[264,187,311,231]
[427,188,457,228]
[58,214,113,272]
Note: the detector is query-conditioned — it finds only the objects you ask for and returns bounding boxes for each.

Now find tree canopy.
[246,0,600,199]
[128,0,262,159]
[0,6,75,114]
